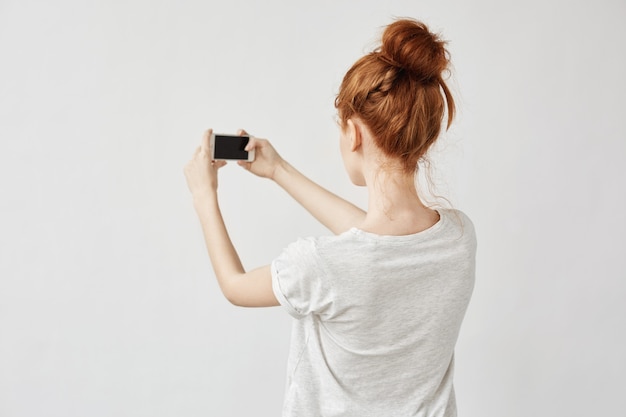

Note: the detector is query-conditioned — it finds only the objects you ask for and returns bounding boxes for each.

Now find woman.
[184,18,476,417]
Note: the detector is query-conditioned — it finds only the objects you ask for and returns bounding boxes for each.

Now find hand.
[236,129,284,180]
[184,129,227,198]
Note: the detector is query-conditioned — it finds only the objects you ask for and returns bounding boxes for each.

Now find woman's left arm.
[184,129,279,307]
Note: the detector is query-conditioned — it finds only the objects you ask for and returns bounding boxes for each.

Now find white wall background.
[1,0,624,416]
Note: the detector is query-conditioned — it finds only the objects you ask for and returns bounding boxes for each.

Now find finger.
[214,160,228,169]
[237,128,249,136]
[201,129,212,152]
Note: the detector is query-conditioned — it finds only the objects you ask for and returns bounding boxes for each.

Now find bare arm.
[184,130,278,307]
[272,159,365,234]
[239,134,366,235]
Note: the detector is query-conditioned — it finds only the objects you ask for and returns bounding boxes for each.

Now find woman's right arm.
[239,134,366,235]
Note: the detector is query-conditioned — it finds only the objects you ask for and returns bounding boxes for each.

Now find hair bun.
[379,19,449,82]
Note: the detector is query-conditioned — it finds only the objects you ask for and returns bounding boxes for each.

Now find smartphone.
[210,133,255,162]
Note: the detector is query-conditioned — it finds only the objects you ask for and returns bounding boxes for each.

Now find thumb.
[245,136,258,151]
[214,160,228,169]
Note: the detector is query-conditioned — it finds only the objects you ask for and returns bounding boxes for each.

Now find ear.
[346,119,362,152]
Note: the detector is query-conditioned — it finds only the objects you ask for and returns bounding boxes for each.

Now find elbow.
[224,292,245,307]
[220,279,245,307]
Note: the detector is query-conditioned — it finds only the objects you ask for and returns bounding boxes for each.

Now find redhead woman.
[184,18,476,417]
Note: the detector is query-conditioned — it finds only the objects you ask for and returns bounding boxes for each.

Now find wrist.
[272,159,292,184]
[193,190,218,209]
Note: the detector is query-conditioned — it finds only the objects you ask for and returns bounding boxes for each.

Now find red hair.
[335,19,455,173]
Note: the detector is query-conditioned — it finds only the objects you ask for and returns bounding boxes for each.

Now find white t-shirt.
[271,209,476,417]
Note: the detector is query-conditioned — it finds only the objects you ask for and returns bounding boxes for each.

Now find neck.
[359,166,439,236]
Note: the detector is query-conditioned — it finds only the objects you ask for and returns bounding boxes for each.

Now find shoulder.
[438,208,473,228]
[272,236,327,277]
[439,208,477,250]
[281,232,359,253]
[271,236,338,318]
[272,232,367,286]
[281,236,319,254]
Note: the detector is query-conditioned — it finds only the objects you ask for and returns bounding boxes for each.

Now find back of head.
[335,19,455,173]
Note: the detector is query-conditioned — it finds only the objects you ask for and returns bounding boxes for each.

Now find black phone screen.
[214,135,250,160]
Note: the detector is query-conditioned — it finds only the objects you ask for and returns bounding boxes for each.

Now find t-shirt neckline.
[347,209,447,243]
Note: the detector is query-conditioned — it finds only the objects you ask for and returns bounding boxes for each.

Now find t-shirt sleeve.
[271,237,330,319]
